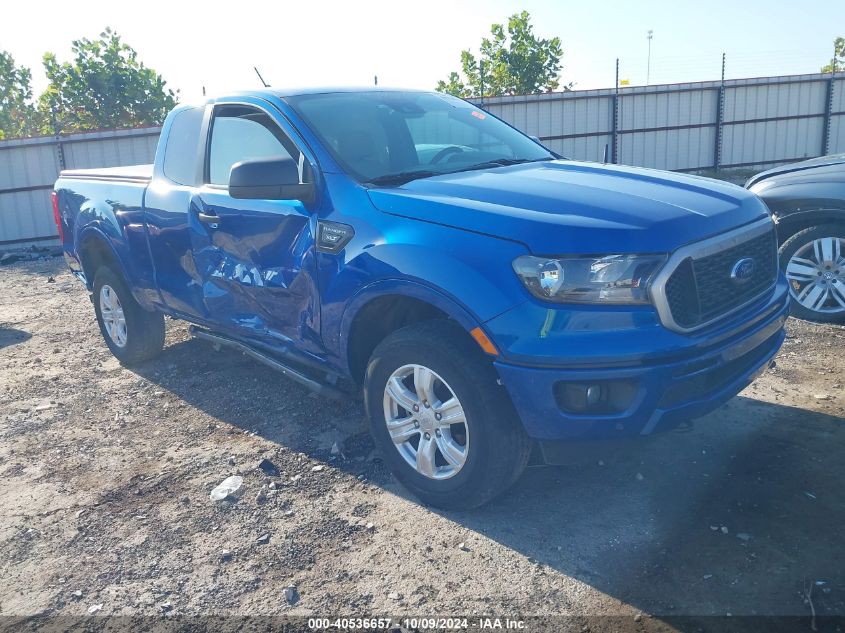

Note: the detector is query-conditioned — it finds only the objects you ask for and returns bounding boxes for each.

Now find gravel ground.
[0,257,844,630]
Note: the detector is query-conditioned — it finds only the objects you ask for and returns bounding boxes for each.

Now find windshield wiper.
[366,169,442,186]
[366,157,552,186]
[452,157,551,173]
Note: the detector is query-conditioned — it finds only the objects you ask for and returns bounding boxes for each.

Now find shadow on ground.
[133,335,845,619]
[0,327,32,350]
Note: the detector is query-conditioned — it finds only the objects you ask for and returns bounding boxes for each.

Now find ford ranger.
[53,88,789,508]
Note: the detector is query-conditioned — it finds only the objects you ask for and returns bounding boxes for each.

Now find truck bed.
[59,164,153,183]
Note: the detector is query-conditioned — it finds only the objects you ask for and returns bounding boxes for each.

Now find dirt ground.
[1,257,844,630]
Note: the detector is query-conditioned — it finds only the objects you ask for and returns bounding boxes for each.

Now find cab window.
[162,106,204,185]
[207,105,307,186]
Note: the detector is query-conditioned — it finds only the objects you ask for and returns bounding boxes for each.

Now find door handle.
[197,211,221,224]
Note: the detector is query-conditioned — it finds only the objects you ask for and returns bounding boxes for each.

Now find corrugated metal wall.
[720,77,828,168]
[1,72,843,247]
[480,72,845,171]
[0,127,159,247]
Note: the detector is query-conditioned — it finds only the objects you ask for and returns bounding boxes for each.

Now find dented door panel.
[143,182,212,319]
[188,190,320,346]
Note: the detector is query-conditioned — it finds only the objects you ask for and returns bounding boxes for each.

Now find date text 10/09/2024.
[306,617,527,630]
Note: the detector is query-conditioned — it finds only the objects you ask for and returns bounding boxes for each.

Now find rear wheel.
[779,224,845,323]
[92,267,165,364]
[364,320,529,509]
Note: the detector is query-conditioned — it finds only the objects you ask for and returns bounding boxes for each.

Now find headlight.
[512,254,667,304]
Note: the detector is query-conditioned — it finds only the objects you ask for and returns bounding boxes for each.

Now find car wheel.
[92,267,166,364]
[364,320,530,509]
[779,224,845,324]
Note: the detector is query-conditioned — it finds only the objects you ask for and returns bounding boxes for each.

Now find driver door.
[188,102,319,346]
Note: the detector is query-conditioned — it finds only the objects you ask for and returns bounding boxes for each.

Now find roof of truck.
[219,86,429,100]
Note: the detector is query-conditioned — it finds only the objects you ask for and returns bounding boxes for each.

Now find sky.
[2,0,844,102]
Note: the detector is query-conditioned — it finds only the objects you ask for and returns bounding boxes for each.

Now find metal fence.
[0,127,159,247]
[1,71,843,248]
[479,72,844,172]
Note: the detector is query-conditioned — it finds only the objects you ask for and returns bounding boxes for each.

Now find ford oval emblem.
[731,257,756,283]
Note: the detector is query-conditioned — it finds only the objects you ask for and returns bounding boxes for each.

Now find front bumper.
[488,278,789,441]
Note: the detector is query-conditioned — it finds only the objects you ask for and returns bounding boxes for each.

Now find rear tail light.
[51,191,64,243]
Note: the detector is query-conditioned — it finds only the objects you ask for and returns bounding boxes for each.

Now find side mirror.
[228,156,314,203]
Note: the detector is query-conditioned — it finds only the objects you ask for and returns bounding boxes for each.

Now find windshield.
[286,91,554,185]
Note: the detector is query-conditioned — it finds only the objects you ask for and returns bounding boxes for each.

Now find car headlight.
[512,254,667,304]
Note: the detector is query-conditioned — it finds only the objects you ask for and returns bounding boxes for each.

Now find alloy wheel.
[382,364,470,480]
[99,284,128,347]
[785,236,845,314]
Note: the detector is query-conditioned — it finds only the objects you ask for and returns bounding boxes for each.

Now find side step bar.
[189,326,351,402]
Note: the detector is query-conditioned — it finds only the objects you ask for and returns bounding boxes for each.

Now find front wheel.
[779,224,845,323]
[364,320,530,509]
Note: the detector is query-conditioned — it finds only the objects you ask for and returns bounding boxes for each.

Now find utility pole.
[646,30,654,85]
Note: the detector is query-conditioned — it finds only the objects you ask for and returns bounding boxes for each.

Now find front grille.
[663,228,777,330]
[665,259,698,328]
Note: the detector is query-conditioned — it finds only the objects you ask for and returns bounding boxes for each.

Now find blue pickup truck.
[53,88,789,508]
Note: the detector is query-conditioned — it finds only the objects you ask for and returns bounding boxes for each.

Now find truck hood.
[367,160,770,255]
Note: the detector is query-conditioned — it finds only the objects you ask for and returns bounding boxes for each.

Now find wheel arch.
[772,207,845,244]
[340,280,490,385]
[77,228,125,287]
[77,227,152,309]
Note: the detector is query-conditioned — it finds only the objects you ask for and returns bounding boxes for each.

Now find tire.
[364,320,530,509]
[92,266,165,364]
[779,223,845,324]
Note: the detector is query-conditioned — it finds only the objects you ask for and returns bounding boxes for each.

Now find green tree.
[0,50,39,140]
[436,11,566,98]
[436,71,470,99]
[821,37,845,73]
[38,27,177,133]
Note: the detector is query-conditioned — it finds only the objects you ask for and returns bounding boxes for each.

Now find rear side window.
[162,106,205,185]
[207,105,302,186]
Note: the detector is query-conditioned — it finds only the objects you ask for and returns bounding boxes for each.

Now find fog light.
[554,379,638,415]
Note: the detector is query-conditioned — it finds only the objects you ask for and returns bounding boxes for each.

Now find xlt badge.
[317,221,355,254]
